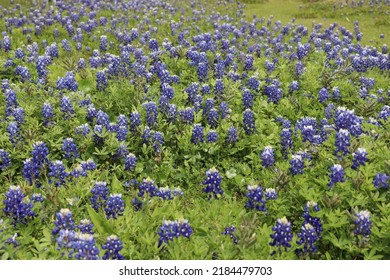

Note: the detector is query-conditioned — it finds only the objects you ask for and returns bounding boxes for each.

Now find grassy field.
[244,0,390,47]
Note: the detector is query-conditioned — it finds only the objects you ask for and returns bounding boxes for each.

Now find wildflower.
[352,148,368,170]
[102,235,124,260]
[270,217,293,248]
[202,167,223,198]
[3,185,35,225]
[52,208,75,236]
[222,226,238,244]
[105,194,125,219]
[328,164,346,188]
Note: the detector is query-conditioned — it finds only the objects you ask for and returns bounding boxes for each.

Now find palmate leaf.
[86,205,115,236]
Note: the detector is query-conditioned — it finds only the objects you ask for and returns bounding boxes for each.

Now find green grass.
[244,0,390,47]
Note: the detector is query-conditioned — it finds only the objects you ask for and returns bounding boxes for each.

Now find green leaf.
[86,205,115,235]
[226,168,237,179]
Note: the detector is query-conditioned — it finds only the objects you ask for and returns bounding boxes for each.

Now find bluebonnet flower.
[215,79,224,95]
[11,107,25,125]
[96,70,108,91]
[7,121,21,146]
[116,126,128,142]
[318,88,330,103]
[332,87,342,100]
[96,110,110,129]
[138,178,158,197]
[141,126,151,144]
[56,71,78,92]
[124,153,137,171]
[270,217,293,249]
[56,229,77,255]
[242,88,253,109]
[226,126,238,143]
[247,76,260,91]
[158,219,193,247]
[0,149,11,171]
[90,181,109,211]
[131,198,143,211]
[35,55,51,79]
[261,146,275,168]
[352,148,368,170]
[378,105,390,122]
[102,235,124,260]
[328,164,346,188]
[197,62,208,81]
[149,38,159,51]
[243,109,256,135]
[167,104,178,122]
[201,84,211,95]
[152,131,164,154]
[78,219,94,234]
[48,160,68,187]
[289,81,300,93]
[302,201,322,237]
[290,154,304,175]
[281,128,293,157]
[31,141,49,170]
[76,123,90,136]
[31,193,44,203]
[3,35,11,52]
[60,96,75,119]
[15,48,25,59]
[73,233,100,260]
[61,39,71,52]
[62,138,79,159]
[180,107,195,124]
[99,35,107,52]
[295,61,305,77]
[173,188,184,197]
[296,223,318,255]
[5,233,19,247]
[203,98,214,116]
[244,54,254,71]
[191,124,204,144]
[206,130,218,143]
[129,111,141,133]
[143,101,158,128]
[372,172,389,189]
[264,83,283,104]
[3,185,35,225]
[105,194,125,220]
[335,129,350,156]
[71,165,87,178]
[222,226,238,244]
[93,125,105,146]
[156,187,173,200]
[161,83,174,100]
[202,167,223,198]
[354,210,372,239]
[22,158,40,186]
[207,108,219,128]
[81,159,97,172]
[185,82,199,104]
[15,66,31,82]
[77,58,86,70]
[265,188,278,200]
[219,102,231,119]
[52,208,76,236]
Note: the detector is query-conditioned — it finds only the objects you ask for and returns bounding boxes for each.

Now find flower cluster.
[270,217,293,249]
[202,167,223,198]
[3,185,35,225]
[158,219,193,247]
[245,185,277,212]
[222,226,238,244]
